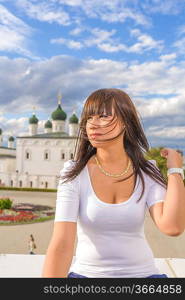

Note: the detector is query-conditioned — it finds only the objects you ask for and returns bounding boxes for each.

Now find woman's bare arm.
[42,221,77,277]
[149,148,185,236]
[149,173,185,235]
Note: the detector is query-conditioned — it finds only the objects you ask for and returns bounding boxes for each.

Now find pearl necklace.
[94,155,131,177]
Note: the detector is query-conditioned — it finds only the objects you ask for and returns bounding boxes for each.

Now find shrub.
[0,198,12,209]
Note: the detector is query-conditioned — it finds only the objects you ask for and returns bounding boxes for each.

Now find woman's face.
[86,106,124,146]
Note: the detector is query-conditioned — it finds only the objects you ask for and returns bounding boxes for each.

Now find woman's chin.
[90,139,104,144]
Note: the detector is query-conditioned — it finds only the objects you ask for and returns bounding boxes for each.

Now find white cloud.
[0,54,185,150]
[16,0,71,25]
[0,116,27,140]
[146,126,185,139]
[0,115,49,140]
[177,25,185,37]
[84,28,117,47]
[84,0,149,25]
[51,37,83,49]
[0,53,184,116]
[138,96,182,118]
[98,28,163,53]
[126,57,185,96]
[51,27,118,51]
[129,29,163,53]
[173,37,185,54]
[14,0,150,27]
[51,27,163,54]
[99,7,149,26]
[159,53,177,61]
[0,4,34,57]
[3,0,184,35]
[98,43,127,53]
[69,26,85,36]
[56,0,83,5]
[0,4,29,34]
[141,0,185,15]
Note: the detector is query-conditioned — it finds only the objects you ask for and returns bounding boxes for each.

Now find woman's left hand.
[160,148,183,169]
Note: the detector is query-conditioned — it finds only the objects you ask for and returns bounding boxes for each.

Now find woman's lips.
[90,134,102,139]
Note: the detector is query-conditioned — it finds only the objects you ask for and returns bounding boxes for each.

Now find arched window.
[25,149,31,160]
[45,182,48,188]
[61,152,65,159]
[70,153,74,159]
[44,149,50,160]
[19,180,22,187]
[30,181,33,188]
[10,180,13,187]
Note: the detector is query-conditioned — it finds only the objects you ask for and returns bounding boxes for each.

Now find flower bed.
[0,203,55,225]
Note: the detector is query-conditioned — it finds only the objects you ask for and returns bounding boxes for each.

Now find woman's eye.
[87,115,108,120]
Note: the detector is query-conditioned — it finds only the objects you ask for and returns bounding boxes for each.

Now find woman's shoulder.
[64,159,77,167]
[148,159,157,167]
[60,159,77,174]
[59,160,81,186]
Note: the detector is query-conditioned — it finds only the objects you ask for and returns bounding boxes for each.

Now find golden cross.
[57,91,62,105]
[33,106,36,115]
[72,104,77,114]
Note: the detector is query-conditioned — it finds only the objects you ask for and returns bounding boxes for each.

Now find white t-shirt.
[54,159,166,278]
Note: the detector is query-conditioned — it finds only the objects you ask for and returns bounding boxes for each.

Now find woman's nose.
[88,117,101,127]
[89,121,101,129]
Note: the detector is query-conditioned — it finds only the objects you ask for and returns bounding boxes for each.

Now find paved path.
[0,190,185,257]
[0,190,56,207]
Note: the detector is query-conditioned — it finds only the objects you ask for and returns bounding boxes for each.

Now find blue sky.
[0,0,185,153]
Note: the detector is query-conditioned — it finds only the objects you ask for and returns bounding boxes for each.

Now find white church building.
[0,99,79,189]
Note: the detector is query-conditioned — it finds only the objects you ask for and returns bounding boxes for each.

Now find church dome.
[45,119,52,128]
[29,113,39,124]
[69,113,79,124]
[51,104,67,121]
[9,136,14,141]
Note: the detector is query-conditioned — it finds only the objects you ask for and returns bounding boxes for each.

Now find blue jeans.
[67,272,168,278]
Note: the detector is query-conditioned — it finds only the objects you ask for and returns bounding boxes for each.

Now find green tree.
[145,146,167,179]
[145,146,185,185]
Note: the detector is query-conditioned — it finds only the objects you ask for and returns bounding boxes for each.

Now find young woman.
[42,88,185,278]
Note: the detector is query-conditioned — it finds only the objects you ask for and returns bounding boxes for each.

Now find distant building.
[0,97,79,189]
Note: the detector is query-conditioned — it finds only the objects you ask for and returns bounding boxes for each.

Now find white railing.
[0,254,185,277]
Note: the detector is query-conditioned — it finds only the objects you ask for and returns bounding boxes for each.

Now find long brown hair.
[60,88,167,203]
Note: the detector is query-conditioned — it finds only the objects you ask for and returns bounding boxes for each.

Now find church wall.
[16,138,76,175]
[0,158,16,173]
[1,137,78,188]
